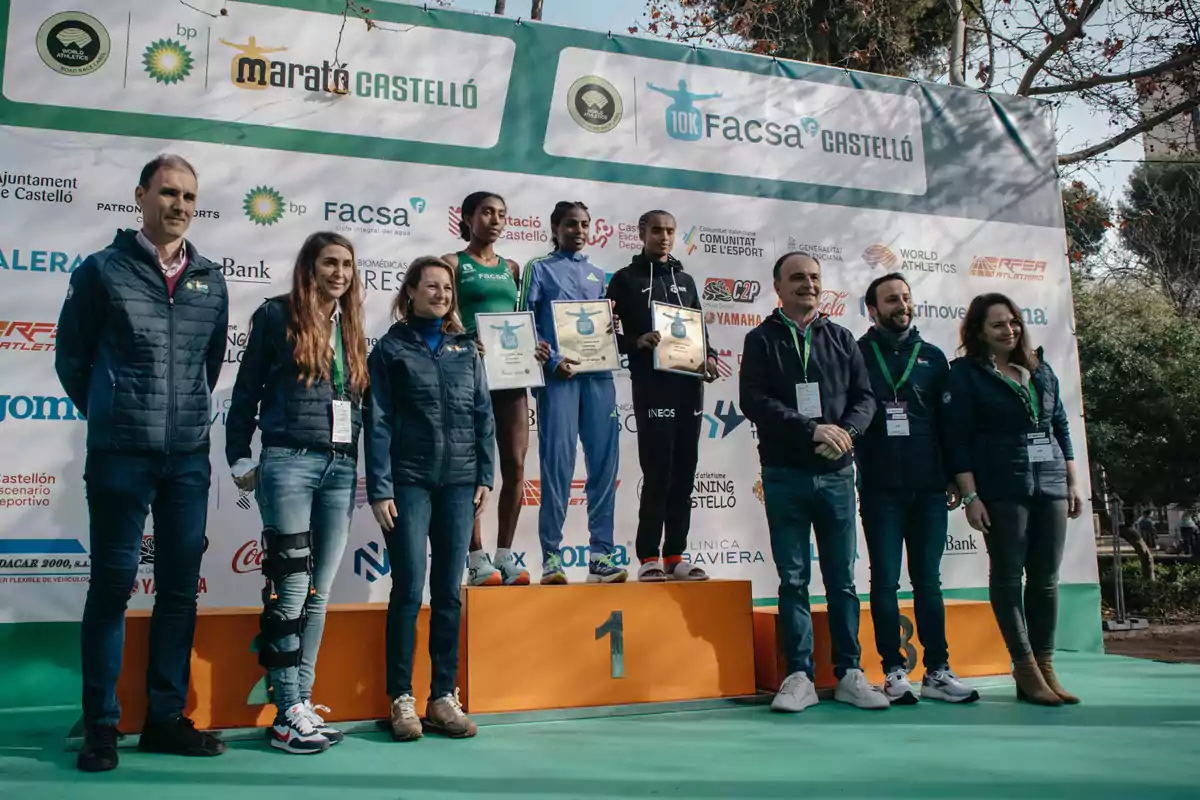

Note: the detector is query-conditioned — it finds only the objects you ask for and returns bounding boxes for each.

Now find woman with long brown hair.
[943,293,1083,707]
[365,256,495,742]
[226,231,369,753]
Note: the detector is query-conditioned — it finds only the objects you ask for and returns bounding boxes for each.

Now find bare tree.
[639,1,1200,167]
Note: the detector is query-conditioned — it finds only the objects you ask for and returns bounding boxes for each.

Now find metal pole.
[1109,491,1125,624]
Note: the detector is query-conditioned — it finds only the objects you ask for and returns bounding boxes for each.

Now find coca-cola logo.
[819,290,848,317]
[232,539,264,574]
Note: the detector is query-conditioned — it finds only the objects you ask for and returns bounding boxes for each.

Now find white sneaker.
[883,668,918,705]
[467,551,502,586]
[770,671,819,713]
[302,701,343,744]
[834,669,890,710]
[921,669,981,704]
[270,703,331,754]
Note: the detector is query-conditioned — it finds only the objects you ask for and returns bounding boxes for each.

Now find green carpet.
[1,652,1197,799]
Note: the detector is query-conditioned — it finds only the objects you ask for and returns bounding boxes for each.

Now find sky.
[392,0,1144,208]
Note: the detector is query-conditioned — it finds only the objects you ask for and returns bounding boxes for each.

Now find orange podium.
[753,598,1010,692]
[115,604,455,731]
[461,580,756,713]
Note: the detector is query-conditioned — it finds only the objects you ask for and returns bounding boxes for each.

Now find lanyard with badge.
[869,341,921,437]
[330,314,353,444]
[784,316,822,418]
[999,370,1051,463]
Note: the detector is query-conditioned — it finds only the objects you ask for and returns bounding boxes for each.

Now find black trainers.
[137,716,226,757]
[77,725,120,772]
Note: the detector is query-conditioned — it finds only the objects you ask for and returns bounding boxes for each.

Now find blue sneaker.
[540,553,568,585]
[587,554,628,584]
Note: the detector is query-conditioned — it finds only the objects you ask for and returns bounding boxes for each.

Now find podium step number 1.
[595,610,625,679]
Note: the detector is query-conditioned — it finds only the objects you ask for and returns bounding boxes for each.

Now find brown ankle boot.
[1035,655,1080,704]
[1012,656,1063,706]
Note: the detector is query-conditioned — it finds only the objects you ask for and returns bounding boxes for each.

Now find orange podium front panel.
[462,581,756,713]
[753,598,1011,692]
[116,604,455,731]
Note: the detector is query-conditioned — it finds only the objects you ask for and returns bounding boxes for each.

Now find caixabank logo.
[945,531,981,556]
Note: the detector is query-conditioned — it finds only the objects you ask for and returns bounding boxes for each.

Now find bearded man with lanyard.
[856,273,979,706]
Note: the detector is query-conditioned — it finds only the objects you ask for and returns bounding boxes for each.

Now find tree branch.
[1017,0,1106,96]
[962,0,996,89]
[1059,95,1200,164]
[948,0,966,85]
[1028,52,1200,96]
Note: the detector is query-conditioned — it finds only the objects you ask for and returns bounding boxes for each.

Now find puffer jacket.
[55,229,228,454]
[942,351,1075,502]
[364,320,495,501]
[225,296,363,465]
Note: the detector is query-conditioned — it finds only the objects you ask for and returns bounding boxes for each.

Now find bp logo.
[567,75,622,134]
[243,186,285,226]
[143,39,194,84]
[36,11,111,76]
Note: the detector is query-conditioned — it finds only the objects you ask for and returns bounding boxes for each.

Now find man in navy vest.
[857,273,979,705]
[56,155,229,772]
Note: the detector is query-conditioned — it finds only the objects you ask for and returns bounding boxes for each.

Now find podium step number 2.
[596,611,625,679]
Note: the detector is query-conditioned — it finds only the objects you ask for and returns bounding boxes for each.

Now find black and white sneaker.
[303,701,344,744]
[921,669,981,703]
[270,703,331,754]
[883,668,919,705]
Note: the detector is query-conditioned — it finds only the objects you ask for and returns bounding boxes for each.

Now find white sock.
[468,550,488,567]
[494,547,513,563]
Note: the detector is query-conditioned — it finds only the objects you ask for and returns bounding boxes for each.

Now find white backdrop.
[0,0,1097,624]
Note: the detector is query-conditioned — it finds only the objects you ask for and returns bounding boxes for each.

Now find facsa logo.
[969,256,1048,282]
[0,321,56,352]
[521,479,622,507]
[353,541,390,582]
[703,278,761,304]
[325,200,416,237]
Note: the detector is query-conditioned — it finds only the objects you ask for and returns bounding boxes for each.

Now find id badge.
[796,382,822,418]
[884,401,910,437]
[1026,432,1053,463]
[332,400,353,444]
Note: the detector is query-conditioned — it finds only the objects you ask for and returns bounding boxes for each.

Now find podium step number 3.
[596,610,625,679]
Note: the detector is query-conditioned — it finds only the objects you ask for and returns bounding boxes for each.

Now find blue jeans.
[761,465,861,680]
[254,447,356,712]
[81,450,211,728]
[383,483,475,699]
[860,490,949,673]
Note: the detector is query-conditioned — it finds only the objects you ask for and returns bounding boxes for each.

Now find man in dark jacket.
[55,155,228,772]
[606,210,718,582]
[740,251,885,713]
[856,273,978,705]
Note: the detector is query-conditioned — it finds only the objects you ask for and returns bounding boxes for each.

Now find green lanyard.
[869,341,921,401]
[782,315,813,381]
[330,315,346,398]
[999,372,1040,426]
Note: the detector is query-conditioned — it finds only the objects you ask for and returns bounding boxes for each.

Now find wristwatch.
[962,492,979,507]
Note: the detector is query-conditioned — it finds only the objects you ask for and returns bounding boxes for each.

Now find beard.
[879,311,911,333]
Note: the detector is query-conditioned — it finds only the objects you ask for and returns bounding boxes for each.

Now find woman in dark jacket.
[226,231,369,753]
[365,256,495,743]
[943,293,1083,706]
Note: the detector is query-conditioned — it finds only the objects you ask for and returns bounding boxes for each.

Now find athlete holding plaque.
[607,210,718,582]
[443,191,548,588]
[520,201,627,585]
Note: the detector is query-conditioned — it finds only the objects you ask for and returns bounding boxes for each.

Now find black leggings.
[982,497,1068,660]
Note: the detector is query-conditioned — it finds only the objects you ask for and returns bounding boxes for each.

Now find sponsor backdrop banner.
[0,0,1096,624]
